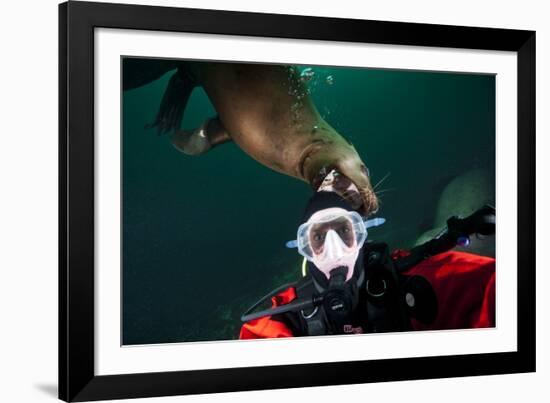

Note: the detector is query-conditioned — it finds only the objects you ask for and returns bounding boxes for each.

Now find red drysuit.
[240,251,495,339]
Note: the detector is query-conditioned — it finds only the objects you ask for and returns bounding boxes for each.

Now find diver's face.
[309,217,355,255]
[299,207,363,282]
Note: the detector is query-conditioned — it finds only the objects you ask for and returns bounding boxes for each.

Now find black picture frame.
[59,1,536,401]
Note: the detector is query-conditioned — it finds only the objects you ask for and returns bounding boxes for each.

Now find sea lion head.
[299,129,379,216]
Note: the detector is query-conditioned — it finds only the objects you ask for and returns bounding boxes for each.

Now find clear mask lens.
[296,209,367,261]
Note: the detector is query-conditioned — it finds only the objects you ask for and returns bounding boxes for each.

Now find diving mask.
[287,208,385,280]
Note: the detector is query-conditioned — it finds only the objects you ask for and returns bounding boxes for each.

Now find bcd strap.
[293,276,328,336]
[363,242,413,332]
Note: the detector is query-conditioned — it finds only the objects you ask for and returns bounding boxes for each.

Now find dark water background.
[122,61,495,344]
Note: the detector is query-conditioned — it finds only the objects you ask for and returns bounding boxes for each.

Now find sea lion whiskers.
[372,172,392,191]
[374,188,396,195]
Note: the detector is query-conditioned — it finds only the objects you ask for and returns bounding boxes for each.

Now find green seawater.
[122,61,495,344]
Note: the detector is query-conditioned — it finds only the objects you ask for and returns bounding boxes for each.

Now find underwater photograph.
[122,58,496,345]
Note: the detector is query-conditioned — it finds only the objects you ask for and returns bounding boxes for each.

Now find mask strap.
[364,217,386,229]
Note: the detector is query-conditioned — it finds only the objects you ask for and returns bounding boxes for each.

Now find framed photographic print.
[59,1,536,401]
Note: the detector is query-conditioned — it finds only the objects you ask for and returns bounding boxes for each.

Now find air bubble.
[300,67,315,82]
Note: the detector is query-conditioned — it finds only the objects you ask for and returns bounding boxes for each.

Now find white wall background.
[0,0,547,402]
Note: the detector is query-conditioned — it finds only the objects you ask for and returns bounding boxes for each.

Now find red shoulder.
[402,251,495,330]
[239,287,297,339]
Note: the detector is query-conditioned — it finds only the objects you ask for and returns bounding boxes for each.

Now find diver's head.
[297,192,367,284]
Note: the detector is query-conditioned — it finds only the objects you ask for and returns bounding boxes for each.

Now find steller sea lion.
[123,59,379,215]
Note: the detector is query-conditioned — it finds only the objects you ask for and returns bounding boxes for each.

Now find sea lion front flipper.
[148,63,198,135]
[170,117,232,156]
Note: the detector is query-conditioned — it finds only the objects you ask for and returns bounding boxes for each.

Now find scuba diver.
[239,172,496,338]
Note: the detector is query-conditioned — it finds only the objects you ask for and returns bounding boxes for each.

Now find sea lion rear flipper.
[147,63,198,135]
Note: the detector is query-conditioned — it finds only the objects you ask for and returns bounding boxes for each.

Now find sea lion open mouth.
[299,139,379,215]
